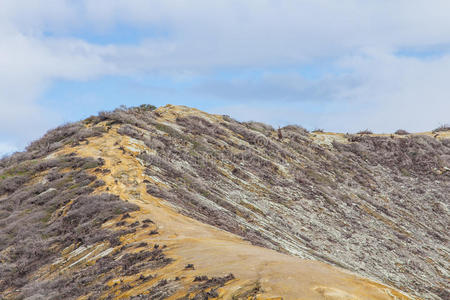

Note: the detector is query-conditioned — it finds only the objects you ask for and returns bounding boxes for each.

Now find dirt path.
[62,126,411,299]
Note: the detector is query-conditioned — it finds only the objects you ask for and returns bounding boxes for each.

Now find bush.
[357,129,373,135]
[395,129,410,135]
[176,116,228,138]
[27,123,82,152]
[0,152,32,169]
[222,115,238,123]
[282,124,309,135]
[25,123,105,157]
[117,124,144,139]
[61,193,138,240]
[0,152,141,294]
[244,121,274,135]
[432,124,450,133]
[0,175,29,195]
[98,108,154,130]
[132,104,157,112]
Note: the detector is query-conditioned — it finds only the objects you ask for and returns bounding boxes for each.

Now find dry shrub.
[222,122,262,145]
[282,124,309,135]
[357,129,373,135]
[432,124,450,133]
[117,124,144,139]
[0,152,32,168]
[176,115,228,137]
[0,175,29,195]
[25,123,105,157]
[334,135,448,177]
[395,129,409,135]
[97,106,156,130]
[0,153,139,294]
[244,121,274,135]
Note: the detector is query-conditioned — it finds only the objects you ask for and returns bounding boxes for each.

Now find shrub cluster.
[244,121,274,136]
[432,124,450,133]
[176,115,228,137]
[282,124,309,135]
[0,153,139,296]
[95,105,157,131]
[312,128,324,133]
[357,129,373,135]
[26,123,105,157]
[395,129,410,135]
[334,135,450,177]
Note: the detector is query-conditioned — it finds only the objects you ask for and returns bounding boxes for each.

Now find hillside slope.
[0,104,448,299]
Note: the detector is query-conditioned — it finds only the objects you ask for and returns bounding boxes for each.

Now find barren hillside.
[0,104,448,299]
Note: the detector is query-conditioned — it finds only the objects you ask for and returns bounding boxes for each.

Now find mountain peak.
[154,104,223,124]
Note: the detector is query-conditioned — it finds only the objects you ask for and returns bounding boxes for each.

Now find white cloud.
[330,50,450,132]
[5,1,450,69]
[0,30,122,148]
[0,0,449,152]
[205,50,450,133]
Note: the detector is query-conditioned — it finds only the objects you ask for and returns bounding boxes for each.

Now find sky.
[1,0,450,156]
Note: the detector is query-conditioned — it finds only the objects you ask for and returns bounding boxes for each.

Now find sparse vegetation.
[0,153,139,297]
[177,115,228,137]
[432,124,450,133]
[244,121,274,136]
[282,124,309,135]
[357,129,373,135]
[395,129,409,135]
[133,104,157,112]
[26,123,106,157]
[0,104,448,299]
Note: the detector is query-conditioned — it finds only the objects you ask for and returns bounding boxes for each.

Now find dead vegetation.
[356,129,373,135]
[0,104,448,299]
[0,153,140,298]
[432,124,450,133]
[395,129,409,135]
[109,105,448,299]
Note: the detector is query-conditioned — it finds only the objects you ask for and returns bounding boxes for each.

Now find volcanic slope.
[0,104,448,299]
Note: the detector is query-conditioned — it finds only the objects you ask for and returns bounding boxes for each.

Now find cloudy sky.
[1,0,450,156]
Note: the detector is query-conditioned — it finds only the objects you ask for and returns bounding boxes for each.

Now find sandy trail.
[60,124,411,300]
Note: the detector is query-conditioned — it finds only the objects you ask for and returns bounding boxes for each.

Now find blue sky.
[1,0,450,156]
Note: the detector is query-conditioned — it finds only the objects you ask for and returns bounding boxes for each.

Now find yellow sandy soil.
[311,129,449,146]
[53,118,412,300]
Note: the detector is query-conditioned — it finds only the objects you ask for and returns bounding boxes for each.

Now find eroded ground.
[48,126,411,299]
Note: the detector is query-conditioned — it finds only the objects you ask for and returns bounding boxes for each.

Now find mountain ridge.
[0,104,448,299]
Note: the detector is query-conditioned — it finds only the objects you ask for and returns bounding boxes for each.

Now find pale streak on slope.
[59,122,411,299]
